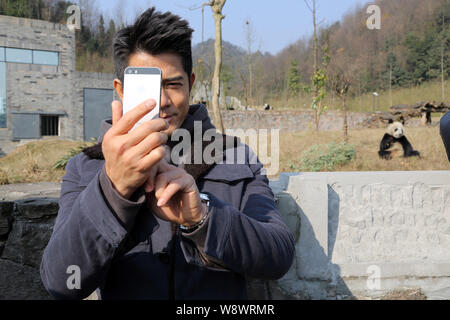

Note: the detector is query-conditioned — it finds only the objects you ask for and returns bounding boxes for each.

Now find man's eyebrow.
[163,76,184,83]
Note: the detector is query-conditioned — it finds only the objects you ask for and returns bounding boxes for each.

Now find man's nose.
[160,88,171,109]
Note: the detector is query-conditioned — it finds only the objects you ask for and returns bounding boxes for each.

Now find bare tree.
[78,0,99,31]
[333,76,351,142]
[304,0,328,130]
[209,0,226,133]
[245,18,255,107]
[441,7,446,101]
[113,0,126,29]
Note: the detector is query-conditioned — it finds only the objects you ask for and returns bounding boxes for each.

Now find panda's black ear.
[400,117,405,125]
[388,119,394,124]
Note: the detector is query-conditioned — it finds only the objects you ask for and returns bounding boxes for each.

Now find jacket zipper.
[168,223,178,300]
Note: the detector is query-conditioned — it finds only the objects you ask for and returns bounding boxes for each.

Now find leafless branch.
[303,0,313,13]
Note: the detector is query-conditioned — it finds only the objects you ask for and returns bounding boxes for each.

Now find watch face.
[199,193,210,202]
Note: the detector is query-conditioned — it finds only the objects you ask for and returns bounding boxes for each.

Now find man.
[40,7,295,300]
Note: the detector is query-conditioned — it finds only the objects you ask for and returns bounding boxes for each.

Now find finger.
[112,100,123,125]
[153,167,185,199]
[156,159,175,173]
[131,132,168,158]
[139,146,168,172]
[144,164,159,193]
[126,118,169,147]
[157,176,194,207]
[110,99,156,135]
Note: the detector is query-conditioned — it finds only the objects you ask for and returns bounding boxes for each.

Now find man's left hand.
[146,161,206,227]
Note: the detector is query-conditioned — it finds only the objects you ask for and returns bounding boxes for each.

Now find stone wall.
[0,198,57,299]
[1,171,450,300]
[0,15,75,142]
[210,109,435,133]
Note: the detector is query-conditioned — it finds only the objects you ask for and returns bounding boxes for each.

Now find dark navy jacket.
[40,105,295,300]
[441,111,450,161]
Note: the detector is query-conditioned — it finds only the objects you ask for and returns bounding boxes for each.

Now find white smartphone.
[123,67,162,130]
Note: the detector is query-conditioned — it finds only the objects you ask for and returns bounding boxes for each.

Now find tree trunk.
[312,0,319,130]
[442,9,446,102]
[343,96,348,143]
[210,0,226,133]
[389,64,393,107]
[246,21,254,108]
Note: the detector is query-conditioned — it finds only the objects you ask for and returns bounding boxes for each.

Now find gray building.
[0,15,116,153]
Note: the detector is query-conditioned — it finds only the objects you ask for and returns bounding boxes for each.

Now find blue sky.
[96,0,369,55]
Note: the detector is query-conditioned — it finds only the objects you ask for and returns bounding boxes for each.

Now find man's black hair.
[113,7,193,85]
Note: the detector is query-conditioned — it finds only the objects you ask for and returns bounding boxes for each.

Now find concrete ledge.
[271,171,450,299]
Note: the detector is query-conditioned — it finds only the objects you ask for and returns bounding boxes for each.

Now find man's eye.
[167,83,182,87]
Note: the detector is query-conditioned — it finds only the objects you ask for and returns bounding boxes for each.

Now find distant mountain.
[192,38,250,84]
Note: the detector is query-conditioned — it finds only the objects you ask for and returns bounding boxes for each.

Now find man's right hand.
[102,99,169,199]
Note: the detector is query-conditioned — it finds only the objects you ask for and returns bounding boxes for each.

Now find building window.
[41,115,59,136]
[5,48,32,64]
[2,47,59,66]
[33,50,59,66]
[0,62,5,128]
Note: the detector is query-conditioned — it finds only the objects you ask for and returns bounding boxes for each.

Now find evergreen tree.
[287,59,300,96]
[97,15,106,55]
[385,52,409,88]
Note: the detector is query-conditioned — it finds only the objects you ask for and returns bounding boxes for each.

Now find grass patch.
[290,142,356,172]
[0,140,91,185]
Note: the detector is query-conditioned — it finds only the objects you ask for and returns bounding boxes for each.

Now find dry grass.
[274,125,449,177]
[267,81,449,112]
[0,125,448,185]
[0,139,89,185]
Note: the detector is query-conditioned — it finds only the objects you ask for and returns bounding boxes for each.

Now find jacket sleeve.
[40,154,142,299]
[182,157,295,280]
[440,112,450,161]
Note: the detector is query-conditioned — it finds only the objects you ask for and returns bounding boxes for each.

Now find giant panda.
[378,119,420,160]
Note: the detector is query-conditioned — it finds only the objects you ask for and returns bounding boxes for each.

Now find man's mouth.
[161,114,175,122]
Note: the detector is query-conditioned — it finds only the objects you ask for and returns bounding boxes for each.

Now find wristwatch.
[179,193,211,233]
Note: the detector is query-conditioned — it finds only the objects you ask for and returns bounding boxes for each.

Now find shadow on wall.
[251,187,355,300]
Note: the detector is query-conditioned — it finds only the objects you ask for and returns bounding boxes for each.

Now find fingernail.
[157,198,165,207]
[145,99,155,108]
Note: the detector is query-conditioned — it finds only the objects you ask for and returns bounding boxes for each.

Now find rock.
[2,220,54,268]
[247,278,270,300]
[0,202,13,237]
[14,198,59,220]
[0,259,52,300]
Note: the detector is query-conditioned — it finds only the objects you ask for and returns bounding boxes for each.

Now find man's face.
[114,51,195,136]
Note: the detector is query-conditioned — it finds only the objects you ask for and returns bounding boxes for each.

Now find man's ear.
[113,79,124,101]
[189,73,196,92]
